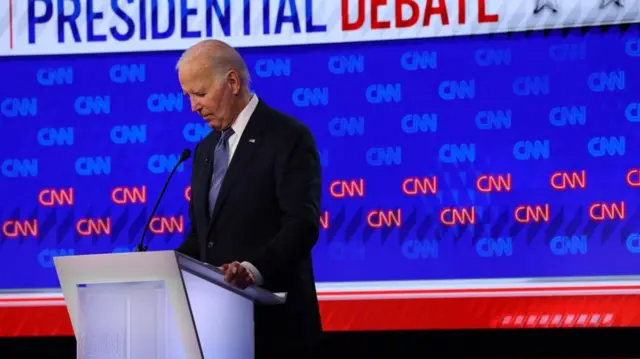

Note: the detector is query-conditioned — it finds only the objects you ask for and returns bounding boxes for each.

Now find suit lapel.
[197,131,219,227]
[208,102,268,229]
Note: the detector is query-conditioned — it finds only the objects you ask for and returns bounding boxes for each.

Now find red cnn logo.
[476,174,511,193]
[149,216,184,234]
[329,179,365,198]
[111,186,147,205]
[626,169,640,187]
[38,188,74,206]
[514,204,550,223]
[367,209,402,228]
[76,218,112,236]
[550,170,586,190]
[402,176,437,195]
[589,202,625,221]
[440,207,476,226]
[2,220,38,238]
[185,185,191,201]
[320,211,330,230]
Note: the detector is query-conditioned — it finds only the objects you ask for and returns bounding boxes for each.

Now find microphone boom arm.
[135,149,191,252]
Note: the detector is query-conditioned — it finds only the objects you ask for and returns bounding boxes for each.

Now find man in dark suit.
[175,40,323,358]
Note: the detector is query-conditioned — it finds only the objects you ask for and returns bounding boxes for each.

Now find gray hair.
[175,41,251,88]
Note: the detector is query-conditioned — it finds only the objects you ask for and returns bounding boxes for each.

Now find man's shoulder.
[262,104,313,140]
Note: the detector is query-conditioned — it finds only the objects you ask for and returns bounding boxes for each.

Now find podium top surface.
[175,252,286,305]
[54,250,285,305]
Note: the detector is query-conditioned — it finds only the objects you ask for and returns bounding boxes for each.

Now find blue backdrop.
[1,25,640,289]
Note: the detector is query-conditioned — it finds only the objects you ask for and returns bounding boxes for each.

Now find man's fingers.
[228,266,254,289]
[225,266,237,281]
[224,262,241,281]
[231,274,252,289]
[221,262,253,288]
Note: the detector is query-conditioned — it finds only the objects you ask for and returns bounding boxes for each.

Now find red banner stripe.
[3,294,640,336]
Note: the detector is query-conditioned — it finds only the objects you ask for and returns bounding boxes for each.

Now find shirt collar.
[230,94,259,137]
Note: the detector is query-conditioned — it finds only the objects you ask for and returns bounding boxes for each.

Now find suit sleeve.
[176,144,200,259]
[248,127,321,285]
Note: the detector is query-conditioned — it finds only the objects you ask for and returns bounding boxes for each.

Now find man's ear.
[227,70,241,95]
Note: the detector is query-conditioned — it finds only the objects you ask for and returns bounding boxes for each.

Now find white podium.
[53,250,285,359]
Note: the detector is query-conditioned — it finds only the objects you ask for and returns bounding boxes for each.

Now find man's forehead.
[179,66,211,93]
[179,58,212,76]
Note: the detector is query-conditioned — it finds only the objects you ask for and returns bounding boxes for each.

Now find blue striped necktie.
[208,128,234,218]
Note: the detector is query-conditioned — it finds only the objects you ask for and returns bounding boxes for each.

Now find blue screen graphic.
[1,26,640,289]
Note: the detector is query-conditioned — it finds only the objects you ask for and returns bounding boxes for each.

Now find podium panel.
[76,281,185,359]
[55,251,284,359]
[182,270,254,358]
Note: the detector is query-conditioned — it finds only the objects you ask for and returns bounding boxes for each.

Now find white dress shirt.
[223,94,264,285]
[227,94,259,162]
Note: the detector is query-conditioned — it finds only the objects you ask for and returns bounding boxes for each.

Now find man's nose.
[190,98,200,112]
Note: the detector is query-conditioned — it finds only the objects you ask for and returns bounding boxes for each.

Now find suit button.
[207,242,214,248]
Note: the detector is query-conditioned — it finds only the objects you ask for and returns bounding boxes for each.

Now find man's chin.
[205,119,221,130]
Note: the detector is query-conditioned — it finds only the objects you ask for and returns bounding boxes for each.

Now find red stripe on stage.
[317,284,640,296]
[3,294,640,336]
[319,295,640,331]
[0,305,72,337]
[0,297,63,303]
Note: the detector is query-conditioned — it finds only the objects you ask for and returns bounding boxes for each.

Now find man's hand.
[219,261,255,289]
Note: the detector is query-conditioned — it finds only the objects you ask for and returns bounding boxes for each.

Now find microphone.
[135,149,192,252]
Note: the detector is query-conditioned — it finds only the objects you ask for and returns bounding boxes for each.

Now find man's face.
[178,61,236,130]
